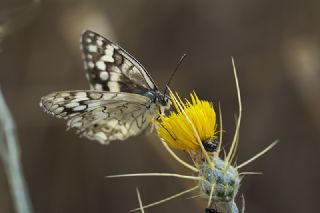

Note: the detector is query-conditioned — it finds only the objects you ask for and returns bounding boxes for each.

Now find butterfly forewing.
[40,91,157,144]
[81,30,157,94]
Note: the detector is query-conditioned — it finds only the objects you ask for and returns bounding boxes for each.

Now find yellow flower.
[157,91,217,151]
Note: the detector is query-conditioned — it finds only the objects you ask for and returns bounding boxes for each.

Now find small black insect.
[205,207,220,213]
[203,139,219,152]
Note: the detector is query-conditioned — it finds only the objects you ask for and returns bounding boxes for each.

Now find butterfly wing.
[40,91,158,144]
[81,30,158,94]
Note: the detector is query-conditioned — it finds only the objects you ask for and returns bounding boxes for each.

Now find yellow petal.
[156,91,217,151]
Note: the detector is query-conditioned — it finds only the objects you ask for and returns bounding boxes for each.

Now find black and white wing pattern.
[81,30,157,94]
[40,91,158,144]
[40,30,170,144]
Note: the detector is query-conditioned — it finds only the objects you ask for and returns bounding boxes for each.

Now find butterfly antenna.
[163,53,187,95]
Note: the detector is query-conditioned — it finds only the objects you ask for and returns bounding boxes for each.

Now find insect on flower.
[205,208,220,213]
[107,58,278,212]
[40,30,171,144]
[158,91,218,154]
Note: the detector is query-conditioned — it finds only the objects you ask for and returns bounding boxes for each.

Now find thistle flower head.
[157,91,217,151]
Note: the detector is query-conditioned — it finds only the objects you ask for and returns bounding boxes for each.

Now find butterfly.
[40,30,170,144]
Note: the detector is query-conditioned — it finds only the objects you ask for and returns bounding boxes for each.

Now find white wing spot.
[71,122,82,128]
[95,84,103,90]
[95,132,107,143]
[54,107,64,114]
[107,81,120,92]
[88,61,95,69]
[87,102,104,108]
[65,102,80,108]
[60,112,67,118]
[99,71,109,81]
[51,105,59,110]
[88,45,98,53]
[86,38,92,43]
[88,93,102,99]
[96,61,106,70]
[100,44,115,62]
[110,72,120,81]
[60,93,72,97]
[73,105,87,111]
[97,39,103,46]
[75,92,87,97]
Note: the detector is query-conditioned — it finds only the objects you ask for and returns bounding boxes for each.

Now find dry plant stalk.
[0,89,33,213]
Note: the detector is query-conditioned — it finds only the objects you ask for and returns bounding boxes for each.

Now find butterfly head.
[144,90,171,110]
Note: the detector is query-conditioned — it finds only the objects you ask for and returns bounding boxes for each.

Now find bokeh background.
[0,0,320,212]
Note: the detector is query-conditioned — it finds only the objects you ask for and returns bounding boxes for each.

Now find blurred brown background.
[0,0,320,212]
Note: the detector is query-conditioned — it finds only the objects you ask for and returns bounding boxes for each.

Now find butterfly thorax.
[144,91,170,109]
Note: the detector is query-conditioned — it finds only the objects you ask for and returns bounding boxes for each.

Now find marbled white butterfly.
[40,30,170,144]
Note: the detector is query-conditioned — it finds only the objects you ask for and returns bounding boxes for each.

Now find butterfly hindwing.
[81,30,157,94]
[40,91,157,144]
